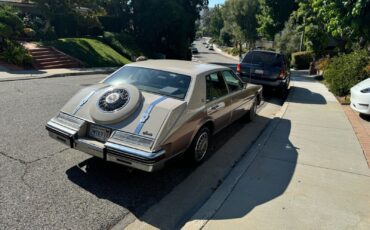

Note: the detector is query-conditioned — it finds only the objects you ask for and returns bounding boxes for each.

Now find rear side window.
[242,51,283,67]
[223,70,243,92]
[206,72,228,102]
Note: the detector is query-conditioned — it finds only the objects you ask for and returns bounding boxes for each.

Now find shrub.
[365,62,370,76]
[317,57,330,71]
[0,5,23,39]
[75,14,102,36]
[0,39,32,66]
[225,47,247,56]
[23,27,36,38]
[0,22,13,38]
[209,38,220,45]
[42,26,57,41]
[323,50,370,96]
[291,51,314,69]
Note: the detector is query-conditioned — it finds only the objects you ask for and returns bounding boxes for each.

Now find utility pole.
[299,31,304,52]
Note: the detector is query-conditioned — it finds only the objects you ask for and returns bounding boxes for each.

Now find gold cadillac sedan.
[46,60,262,172]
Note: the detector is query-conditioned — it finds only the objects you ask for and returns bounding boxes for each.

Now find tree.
[131,0,208,59]
[206,5,224,39]
[219,27,233,46]
[223,0,259,55]
[274,17,301,58]
[292,0,329,56]
[312,0,370,45]
[257,0,297,40]
[97,0,133,33]
[33,0,103,37]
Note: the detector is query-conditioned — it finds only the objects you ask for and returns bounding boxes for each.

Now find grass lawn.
[43,38,131,67]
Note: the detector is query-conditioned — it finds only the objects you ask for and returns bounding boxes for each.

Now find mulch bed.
[342,105,370,168]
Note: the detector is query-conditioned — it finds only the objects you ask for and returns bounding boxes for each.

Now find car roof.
[249,49,281,55]
[126,59,228,76]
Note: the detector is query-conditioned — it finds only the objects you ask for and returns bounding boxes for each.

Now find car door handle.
[207,102,225,113]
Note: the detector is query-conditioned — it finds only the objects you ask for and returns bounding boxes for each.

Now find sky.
[208,0,225,7]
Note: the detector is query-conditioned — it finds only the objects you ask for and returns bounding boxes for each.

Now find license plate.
[89,124,111,142]
[254,69,264,74]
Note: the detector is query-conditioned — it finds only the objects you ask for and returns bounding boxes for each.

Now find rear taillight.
[278,68,286,79]
[237,63,241,73]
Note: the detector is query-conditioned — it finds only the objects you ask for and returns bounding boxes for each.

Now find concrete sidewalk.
[0,67,117,82]
[184,73,370,230]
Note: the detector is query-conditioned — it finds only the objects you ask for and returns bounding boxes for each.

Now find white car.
[350,78,370,115]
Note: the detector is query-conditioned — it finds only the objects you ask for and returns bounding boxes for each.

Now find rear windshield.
[104,66,191,99]
[242,51,282,66]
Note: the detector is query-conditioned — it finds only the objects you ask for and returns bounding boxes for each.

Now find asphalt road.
[192,40,238,67]
[0,49,284,230]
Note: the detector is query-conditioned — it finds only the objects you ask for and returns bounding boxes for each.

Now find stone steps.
[25,45,83,69]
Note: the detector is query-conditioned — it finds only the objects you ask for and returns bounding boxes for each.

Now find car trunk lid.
[61,88,185,151]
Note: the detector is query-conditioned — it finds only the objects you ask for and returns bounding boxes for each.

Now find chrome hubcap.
[105,92,120,104]
[195,132,209,161]
[98,89,130,112]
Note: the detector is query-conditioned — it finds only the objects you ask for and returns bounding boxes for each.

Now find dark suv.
[237,50,290,97]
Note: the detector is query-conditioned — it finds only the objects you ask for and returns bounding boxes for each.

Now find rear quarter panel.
[157,71,208,157]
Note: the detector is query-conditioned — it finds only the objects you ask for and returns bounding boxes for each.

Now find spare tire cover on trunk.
[90,84,142,124]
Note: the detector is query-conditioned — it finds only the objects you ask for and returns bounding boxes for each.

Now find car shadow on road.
[199,51,217,55]
[4,69,47,75]
[261,88,287,106]
[65,114,256,228]
[359,113,370,122]
[287,86,327,104]
[66,154,195,217]
[192,118,297,223]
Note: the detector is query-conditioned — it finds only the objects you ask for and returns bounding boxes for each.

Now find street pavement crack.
[1,148,70,189]
[0,150,27,164]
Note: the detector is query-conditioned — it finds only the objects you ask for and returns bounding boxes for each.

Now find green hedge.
[291,51,314,69]
[324,50,370,96]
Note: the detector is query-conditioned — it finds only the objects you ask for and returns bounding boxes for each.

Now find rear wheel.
[188,126,211,164]
[245,98,257,122]
[278,81,289,99]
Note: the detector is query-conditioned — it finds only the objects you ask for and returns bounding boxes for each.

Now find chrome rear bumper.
[46,120,166,172]
[46,121,77,148]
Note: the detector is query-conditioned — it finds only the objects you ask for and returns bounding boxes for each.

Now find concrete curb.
[182,85,292,230]
[0,68,117,82]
